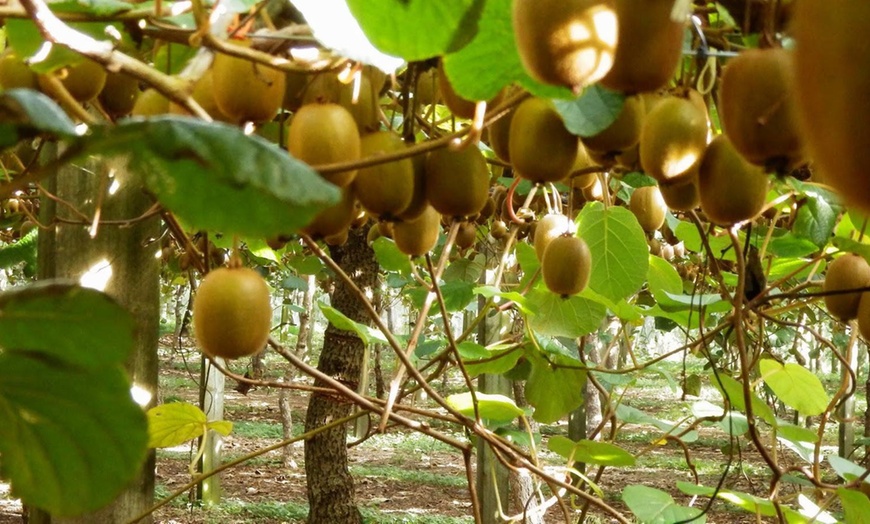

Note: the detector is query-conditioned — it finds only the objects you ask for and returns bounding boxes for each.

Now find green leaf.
[440,280,476,312]
[442,0,571,101]
[615,405,698,443]
[456,341,489,360]
[838,488,870,524]
[758,359,829,416]
[553,85,625,137]
[622,485,706,524]
[473,285,530,313]
[76,117,340,238]
[0,282,134,370]
[526,288,606,338]
[51,0,133,16]
[445,392,524,425]
[0,352,147,516]
[319,303,388,346]
[515,240,540,289]
[525,352,586,423]
[147,402,208,448]
[0,89,78,148]
[674,220,735,261]
[647,255,683,304]
[767,233,819,258]
[372,237,412,274]
[6,19,119,73]
[711,373,777,426]
[345,0,483,61]
[548,436,635,466]
[442,255,485,283]
[793,192,840,247]
[578,202,649,302]
[464,346,524,378]
[287,254,324,275]
[676,482,803,521]
[828,455,869,483]
[0,228,38,272]
[207,420,233,436]
[777,422,819,444]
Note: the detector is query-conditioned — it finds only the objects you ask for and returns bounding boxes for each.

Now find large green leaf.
[548,436,635,466]
[345,0,483,61]
[838,488,870,524]
[677,482,803,521]
[442,0,572,100]
[0,89,78,149]
[147,402,232,448]
[0,282,134,370]
[793,191,840,248]
[319,303,390,346]
[711,373,777,426]
[526,288,606,338]
[445,391,524,426]
[0,352,147,516]
[647,255,682,305]
[758,359,829,416]
[553,85,625,137]
[615,405,698,443]
[5,19,121,73]
[75,117,340,238]
[578,202,648,302]
[463,346,524,377]
[372,237,412,274]
[525,351,586,423]
[622,485,706,524]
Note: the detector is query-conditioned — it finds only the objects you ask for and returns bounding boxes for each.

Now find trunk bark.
[32,152,159,523]
[304,227,378,524]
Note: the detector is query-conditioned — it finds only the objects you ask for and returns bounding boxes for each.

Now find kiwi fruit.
[541,234,592,297]
[324,228,350,247]
[659,175,700,212]
[353,131,414,218]
[858,294,870,340]
[169,70,233,122]
[640,95,708,184]
[302,186,358,238]
[824,253,870,321]
[0,51,37,90]
[488,106,515,163]
[629,186,667,232]
[513,0,618,92]
[394,205,441,257]
[98,72,139,118]
[39,58,107,102]
[398,154,429,221]
[424,145,490,218]
[719,48,803,171]
[698,134,769,226]
[302,69,380,132]
[415,67,440,107]
[455,221,478,250]
[287,102,361,187]
[581,95,644,155]
[132,88,170,116]
[212,45,285,123]
[600,0,686,93]
[193,266,271,360]
[534,213,574,261]
[792,2,870,212]
[509,97,579,183]
[490,220,509,240]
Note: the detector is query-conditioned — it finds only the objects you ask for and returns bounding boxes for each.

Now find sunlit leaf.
[372,237,412,274]
[319,303,388,346]
[464,346,524,378]
[711,373,777,426]
[622,485,706,524]
[526,288,606,338]
[147,402,207,448]
[75,117,340,238]
[548,436,635,466]
[0,352,147,516]
[758,359,829,416]
[446,392,524,425]
[838,488,870,524]
[207,420,233,436]
[553,85,625,137]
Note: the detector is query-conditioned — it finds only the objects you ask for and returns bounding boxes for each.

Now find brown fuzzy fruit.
[698,135,769,226]
[629,186,667,232]
[659,175,700,212]
[415,67,440,107]
[353,131,414,218]
[394,205,441,257]
[288,103,361,187]
[193,267,271,359]
[534,213,574,262]
[0,51,37,90]
[601,0,686,93]
[719,48,803,170]
[98,72,139,118]
[455,222,478,250]
[132,88,170,116]
[858,294,870,340]
[792,1,870,213]
[509,97,579,183]
[424,146,490,218]
[542,235,592,297]
[640,95,708,184]
[40,59,107,102]
[438,62,476,119]
[302,70,380,132]
[398,154,429,221]
[582,95,644,155]
[488,106,515,163]
[302,187,358,238]
[212,45,285,123]
[513,0,618,92]
[169,70,233,122]
[824,253,870,322]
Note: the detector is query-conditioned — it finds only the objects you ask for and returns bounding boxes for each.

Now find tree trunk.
[304,227,378,524]
[32,153,159,523]
[280,274,315,468]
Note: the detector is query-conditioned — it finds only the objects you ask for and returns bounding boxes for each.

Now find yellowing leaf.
[147,402,207,448]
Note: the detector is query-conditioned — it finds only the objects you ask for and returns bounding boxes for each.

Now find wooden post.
[838,327,860,458]
[33,151,160,523]
[198,355,225,504]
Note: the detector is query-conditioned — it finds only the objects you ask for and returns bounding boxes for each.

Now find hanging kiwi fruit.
[0,51,37,90]
[533,213,574,262]
[394,205,442,257]
[424,145,490,218]
[512,0,618,92]
[193,266,272,360]
[792,1,870,213]
[581,95,644,156]
[211,43,286,123]
[287,102,361,188]
[509,97,579,183]
[98,72,140,118]
[353,131,415,219]
[718,48,804,171]
[640,95,708,184]
[629,186,667,232]
[541,234,592,297]
[39,58,107,102]
[698,134,769,226]
[823,253,870,322]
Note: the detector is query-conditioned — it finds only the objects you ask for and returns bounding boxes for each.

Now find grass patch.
[232,420,285,439]
[351,465,466,488]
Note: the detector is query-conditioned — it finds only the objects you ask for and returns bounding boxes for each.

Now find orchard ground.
[0,335,857,523]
